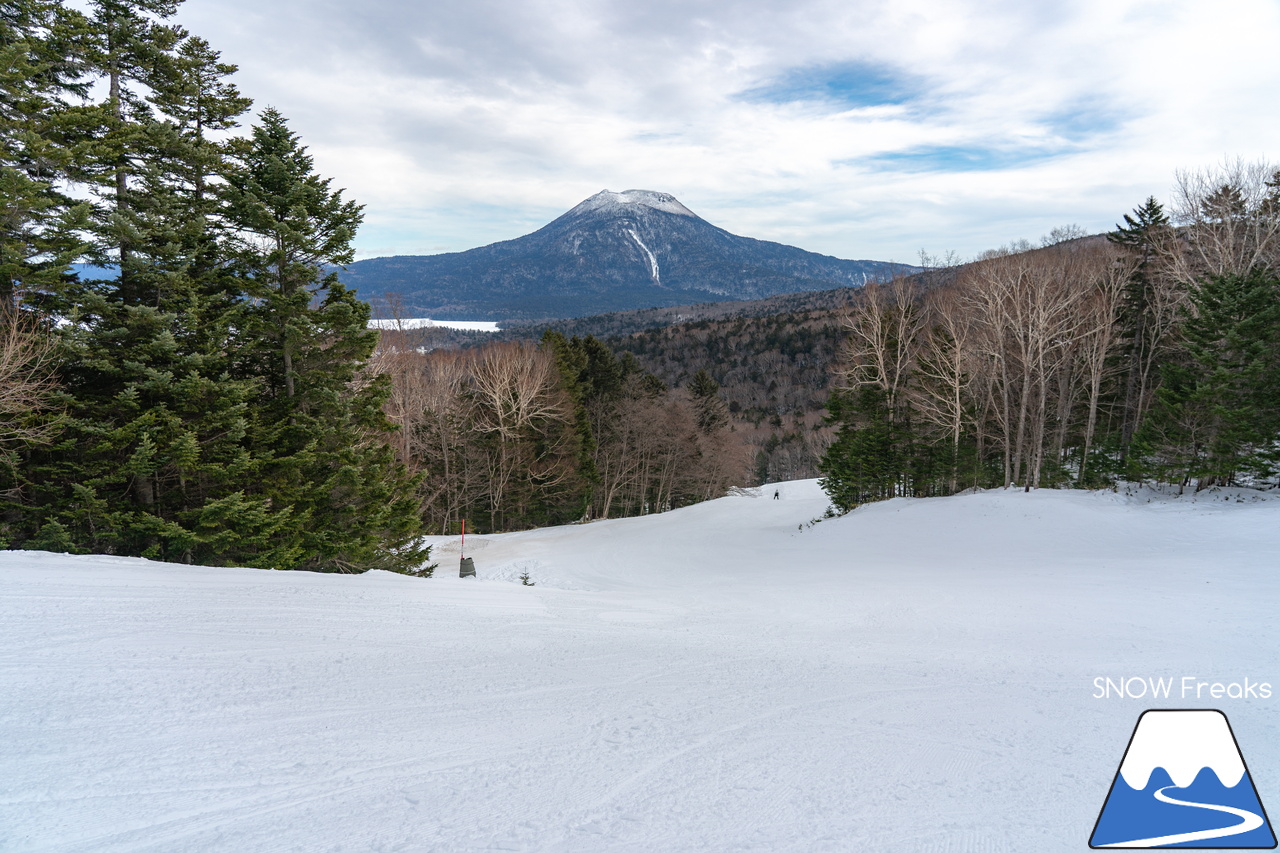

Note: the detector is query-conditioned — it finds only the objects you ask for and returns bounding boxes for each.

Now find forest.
[0,0,438,570]
[817,164,1280,509]
[606,312,845,483]
[372,330,745,535]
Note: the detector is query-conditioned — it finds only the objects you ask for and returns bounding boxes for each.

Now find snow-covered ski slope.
[3,481,1279,852]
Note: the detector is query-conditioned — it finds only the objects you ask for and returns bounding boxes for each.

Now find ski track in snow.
[3,481,1280,852]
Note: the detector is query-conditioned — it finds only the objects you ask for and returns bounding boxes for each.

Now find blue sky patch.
[739,62,919,109]
[1041,101,1124,143]
[863,144,1059,173]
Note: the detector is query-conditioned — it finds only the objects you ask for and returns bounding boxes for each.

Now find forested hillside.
[372,330,747,534]
[378,290,866,485]
[818,166,1280,507]
[497,282,872,339]
[605,312,845,482]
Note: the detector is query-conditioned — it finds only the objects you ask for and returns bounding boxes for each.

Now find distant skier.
[773,490,780,500]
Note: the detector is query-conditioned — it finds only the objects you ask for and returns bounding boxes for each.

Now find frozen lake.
[369,318,501,332]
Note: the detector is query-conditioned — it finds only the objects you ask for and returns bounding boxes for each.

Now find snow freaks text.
[1092,677,1273,700]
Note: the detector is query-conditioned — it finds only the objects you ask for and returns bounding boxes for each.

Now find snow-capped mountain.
[338,190,914,321]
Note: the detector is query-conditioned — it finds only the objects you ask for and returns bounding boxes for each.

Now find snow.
[569,189,698,218]
[626,228,661,284]
[369,318,500,332]
[4,481,1280,852]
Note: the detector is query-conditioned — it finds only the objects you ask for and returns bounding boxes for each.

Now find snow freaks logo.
[1090,710,1277,848]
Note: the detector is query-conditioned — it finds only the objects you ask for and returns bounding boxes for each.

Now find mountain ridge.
[339,189,915,322]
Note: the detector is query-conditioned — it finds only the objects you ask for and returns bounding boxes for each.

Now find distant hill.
[496,284,864,339]
[339,189,915,322]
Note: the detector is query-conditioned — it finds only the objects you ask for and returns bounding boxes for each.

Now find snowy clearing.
[3,481,1279,852]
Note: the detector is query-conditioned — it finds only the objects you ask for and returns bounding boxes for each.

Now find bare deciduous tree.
[835,276,925,411]
[910,287,975,491]
[470,342,570,441]
[467,342,573,528]
[1074,250,1136,482]
[960,246,1105,488]
[0,309,59,455]
[1173,158,1280,279]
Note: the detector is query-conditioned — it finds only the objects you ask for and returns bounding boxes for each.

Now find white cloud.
[176,0,1280,261]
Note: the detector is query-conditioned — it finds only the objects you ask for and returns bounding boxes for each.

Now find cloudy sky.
[175,0,1280,264]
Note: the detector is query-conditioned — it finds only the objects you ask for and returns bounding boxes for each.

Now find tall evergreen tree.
[0,0,92,308]
[78,0,181,298]
[222,109,427,572]
[3,7,429,571]
[541,329,600,484]
[1108,197,1173,459]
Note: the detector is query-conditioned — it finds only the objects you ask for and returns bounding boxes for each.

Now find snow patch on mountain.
[569,189,698,218]
[627,228,661,284]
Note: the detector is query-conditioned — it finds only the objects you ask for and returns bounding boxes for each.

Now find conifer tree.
[0,0,92,308]
[1107,197,1174,459]
[78,0,181,297]
[689,369,728,435]
[1137,267,1280,487]
[2,7,428,571]
[541,330,600,484]
[11,25,298,564]
[818,386,901,511]
[222,109,427,572]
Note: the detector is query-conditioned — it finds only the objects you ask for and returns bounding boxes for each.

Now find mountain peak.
[569,189,698,219]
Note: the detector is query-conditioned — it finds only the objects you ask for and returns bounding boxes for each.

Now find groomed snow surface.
[4,481,1279,852]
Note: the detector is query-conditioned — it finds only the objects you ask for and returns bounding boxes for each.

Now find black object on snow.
[460,557,476,578]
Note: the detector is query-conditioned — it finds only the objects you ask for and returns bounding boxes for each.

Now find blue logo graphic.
[1091,709,1276,848]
